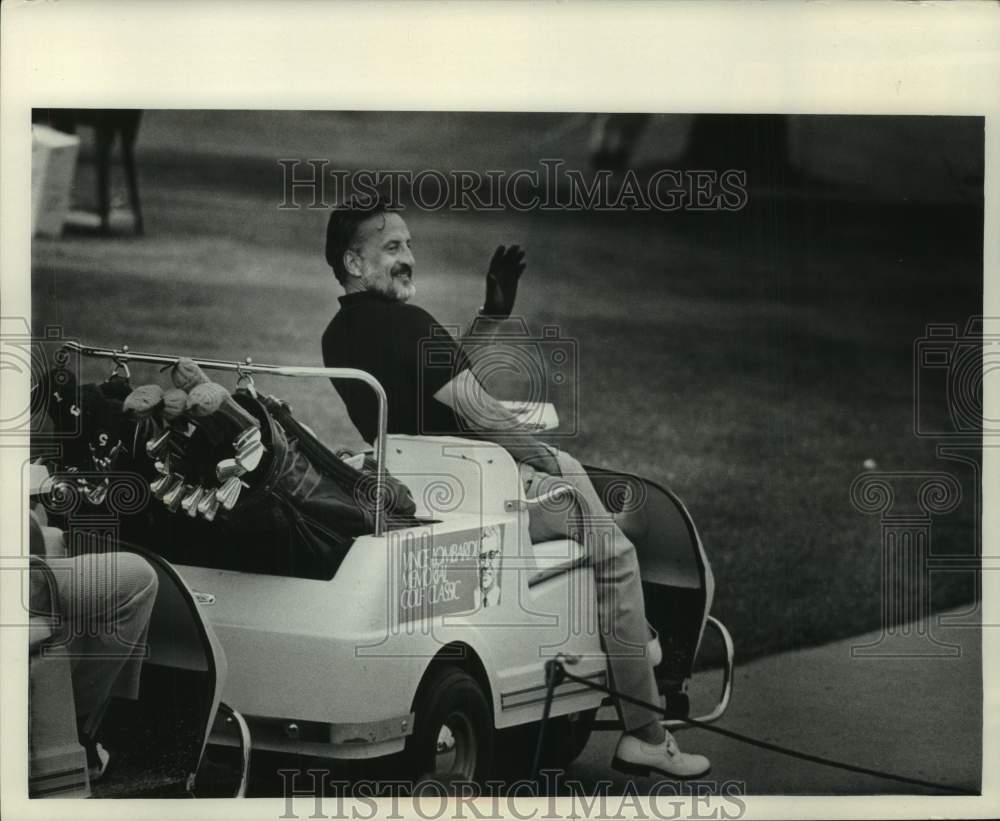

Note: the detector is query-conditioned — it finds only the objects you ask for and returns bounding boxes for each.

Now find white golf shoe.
[612,730,711,780]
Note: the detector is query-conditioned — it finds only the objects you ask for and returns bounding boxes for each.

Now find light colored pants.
[43,551,159,739]
[519,446,660,731]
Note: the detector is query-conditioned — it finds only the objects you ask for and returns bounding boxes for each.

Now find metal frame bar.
[671,615,734,730]
[589,615,735,733]
[523,484,577,510]
[214,702,252,798]
[60,341,390,536]
[504,480,579,514]
[507,475,735,732]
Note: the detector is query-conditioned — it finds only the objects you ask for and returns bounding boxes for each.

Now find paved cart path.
[567,607,982,795]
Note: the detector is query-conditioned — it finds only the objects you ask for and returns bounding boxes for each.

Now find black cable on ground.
[539,660,971,795]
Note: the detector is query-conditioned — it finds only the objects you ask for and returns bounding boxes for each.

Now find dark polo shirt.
[321,291,468,444]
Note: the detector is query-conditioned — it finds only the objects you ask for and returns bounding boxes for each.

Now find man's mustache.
[392,263,413,278]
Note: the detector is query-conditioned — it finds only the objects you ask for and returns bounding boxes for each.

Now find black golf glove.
[481,244,526,319]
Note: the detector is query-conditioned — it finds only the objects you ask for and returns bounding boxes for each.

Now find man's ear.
[343,249,363,278]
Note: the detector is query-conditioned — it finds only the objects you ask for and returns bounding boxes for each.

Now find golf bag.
[33,365,417,579]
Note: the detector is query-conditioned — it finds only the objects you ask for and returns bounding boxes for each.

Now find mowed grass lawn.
[30,113,981,663]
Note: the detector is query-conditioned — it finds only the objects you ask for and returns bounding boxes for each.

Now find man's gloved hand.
[481,244,526,319]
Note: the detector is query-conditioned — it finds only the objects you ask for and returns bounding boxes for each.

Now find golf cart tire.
[406,666,494,784]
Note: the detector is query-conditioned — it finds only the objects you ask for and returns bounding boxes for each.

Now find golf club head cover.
[123,384,165,419]
[170,357,210,391]
[186,381,261,436]
[185,382,262,465]
[162,387,189,422]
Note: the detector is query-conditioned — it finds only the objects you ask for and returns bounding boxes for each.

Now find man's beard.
[364,265,415,302]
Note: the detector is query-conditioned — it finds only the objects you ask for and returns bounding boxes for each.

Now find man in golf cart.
[321,197,711,780]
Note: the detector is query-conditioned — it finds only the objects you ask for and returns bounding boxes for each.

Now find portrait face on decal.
[478,525,502,608]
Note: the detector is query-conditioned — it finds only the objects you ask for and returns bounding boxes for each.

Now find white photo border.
[1,1,997,819]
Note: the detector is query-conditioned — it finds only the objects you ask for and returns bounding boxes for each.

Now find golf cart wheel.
[407,666,493,783]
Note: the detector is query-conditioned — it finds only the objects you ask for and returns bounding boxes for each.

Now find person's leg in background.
[46,551,159,769]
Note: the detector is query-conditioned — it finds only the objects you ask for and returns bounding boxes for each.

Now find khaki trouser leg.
[521,447,660,731]
[46,552,159,738]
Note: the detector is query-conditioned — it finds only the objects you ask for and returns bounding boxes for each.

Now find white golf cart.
[40,342,734,786]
